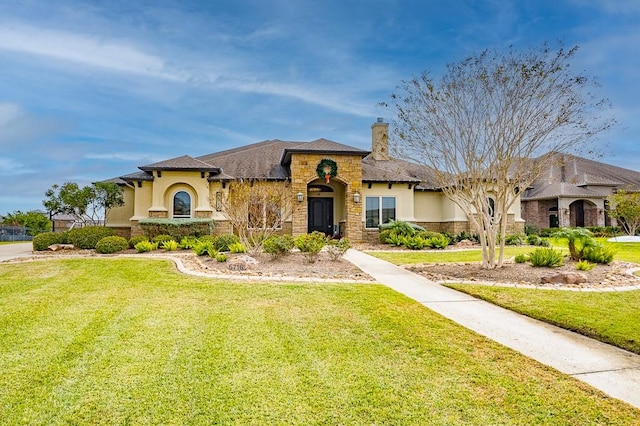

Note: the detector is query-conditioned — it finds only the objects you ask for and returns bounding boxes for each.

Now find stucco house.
[521,153,640,230]
[106,119,524,241]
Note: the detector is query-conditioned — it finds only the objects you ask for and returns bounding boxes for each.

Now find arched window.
[487,197,495,218]
[173,191,191,218]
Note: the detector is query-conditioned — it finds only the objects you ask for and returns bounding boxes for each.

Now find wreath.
[316,159,338,183]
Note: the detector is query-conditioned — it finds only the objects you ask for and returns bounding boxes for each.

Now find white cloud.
[85,152,167,163]
[0,22,179,80]
[0,158,34,176]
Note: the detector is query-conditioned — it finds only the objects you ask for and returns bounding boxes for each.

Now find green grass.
[368,246,538,264]
[445,284,640,355]
[1,259,638,424]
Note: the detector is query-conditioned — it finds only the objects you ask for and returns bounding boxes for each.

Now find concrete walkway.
[0,242,33,262]
[344,249,640,409]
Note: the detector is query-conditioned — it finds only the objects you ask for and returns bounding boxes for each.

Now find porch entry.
[308,198,334,235]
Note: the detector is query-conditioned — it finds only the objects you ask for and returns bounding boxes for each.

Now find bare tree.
[387,43,614,268]
[220,180,294,253]
[608,190,640,236]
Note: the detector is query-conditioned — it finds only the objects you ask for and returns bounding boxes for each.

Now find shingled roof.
[522,153,640,201]
[362,156,439,188]
[139,155,220,172]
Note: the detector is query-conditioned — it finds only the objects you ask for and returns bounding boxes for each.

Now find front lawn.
[1,259,637,424]
[445,284,640,355]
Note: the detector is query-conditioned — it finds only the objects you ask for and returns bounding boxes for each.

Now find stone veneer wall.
[289,153,363,241]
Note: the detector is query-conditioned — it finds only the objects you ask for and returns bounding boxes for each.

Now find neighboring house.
[106,119,525,241]
[521,153,640,229]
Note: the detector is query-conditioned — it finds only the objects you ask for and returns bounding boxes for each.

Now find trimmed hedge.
[95,236,129,254]
[139,218,214,240]
[32,231,69,251]
[68,226,115,249]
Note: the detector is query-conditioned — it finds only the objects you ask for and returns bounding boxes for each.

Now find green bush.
[582,244,616,265]
[402,235,428,250]
[426,233,450,249]
[95,236,129,254]
[213,234,241,252]
[128,235,149,249]
[514,254,528,264]
[263,235,295,259]
[379,220,424,237]
[504,234,525,246]
[295,231,327,263]
[378,228,393,244]
[528,247,564,268]
[452,231,479,243]
[178,236,199,249]
[160,240,179,251]
[326,238,351,261]
[134,240,158,253]
[207,247,219,258]
[229,242,246,254]
[152,234,174,243]
[384,232,405,247]
[32,231,69,251]
[193,241,215,256]
[68,226,115,249]
[575,260,596,271]
[215,253,227,262]
[586,226,621,238]
[552,227,595,261]
[139,218,214,240]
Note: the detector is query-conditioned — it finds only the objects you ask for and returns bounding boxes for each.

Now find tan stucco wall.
[106,186,135,227]
[361,183,416,227]
[132,181,153,220]
[147,171,212,218]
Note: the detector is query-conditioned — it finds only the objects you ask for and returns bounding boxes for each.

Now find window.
[248,196,281,229]
[173,191,191,218]
[365,196,396,228]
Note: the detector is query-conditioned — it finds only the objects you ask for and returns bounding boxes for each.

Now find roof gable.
[280,139,370,165]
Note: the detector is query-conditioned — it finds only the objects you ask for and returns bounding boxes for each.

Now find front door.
[308,198,333,235]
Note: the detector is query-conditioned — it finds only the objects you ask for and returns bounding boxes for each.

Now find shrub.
[295,231,327,263]
[378,228,393,244]
[215,253,227,262]
[326,238,351,261]
[95,236,129,254]
[193,241,215,256]
[263,235,295,259]
[425,233,450,249]
[213,234,241,252]
[524,223,539,236]
[152,234,174,243]
[68,226,115,249]
[139,218,214,240]
[207,247,219,258]
[402,235,428,250]
[161,240,179,251]
[229,242,247,253]
[384,232,405,247]
[32,231,69,251]
[134,240,158,253]
[379,220,424,237]
[528,247,564,268]
[452,231,479,243]
[582,244,616,265]
[129,235,149,249]
[552,227,595,261]
[504,234,525,246]
[178,236,199,249]
[514,254,528,264]
[576,260,596,271]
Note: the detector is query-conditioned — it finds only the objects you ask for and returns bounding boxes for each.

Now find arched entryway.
[569,200,598,227]
[305,181,345,237]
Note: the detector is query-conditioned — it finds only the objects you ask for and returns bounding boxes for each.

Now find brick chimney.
[371,118,389,161]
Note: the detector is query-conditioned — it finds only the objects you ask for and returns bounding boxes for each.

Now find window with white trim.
[365,196,396,228]
[173,191,191,218]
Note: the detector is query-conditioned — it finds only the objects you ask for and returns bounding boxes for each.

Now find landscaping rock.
[540,272,589,285]
[227,255,258,271]
[48,244,75,251]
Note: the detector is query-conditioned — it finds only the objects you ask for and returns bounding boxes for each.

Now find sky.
[1,0,639,214]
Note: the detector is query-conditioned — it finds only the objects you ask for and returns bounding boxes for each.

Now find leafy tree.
[1,210,52,236]
[219,180,293,253]
[385,43,613,269]
[43,181,124,226]
[608,190,640,236]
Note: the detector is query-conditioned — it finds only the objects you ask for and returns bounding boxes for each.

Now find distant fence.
[0,226,33,242]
